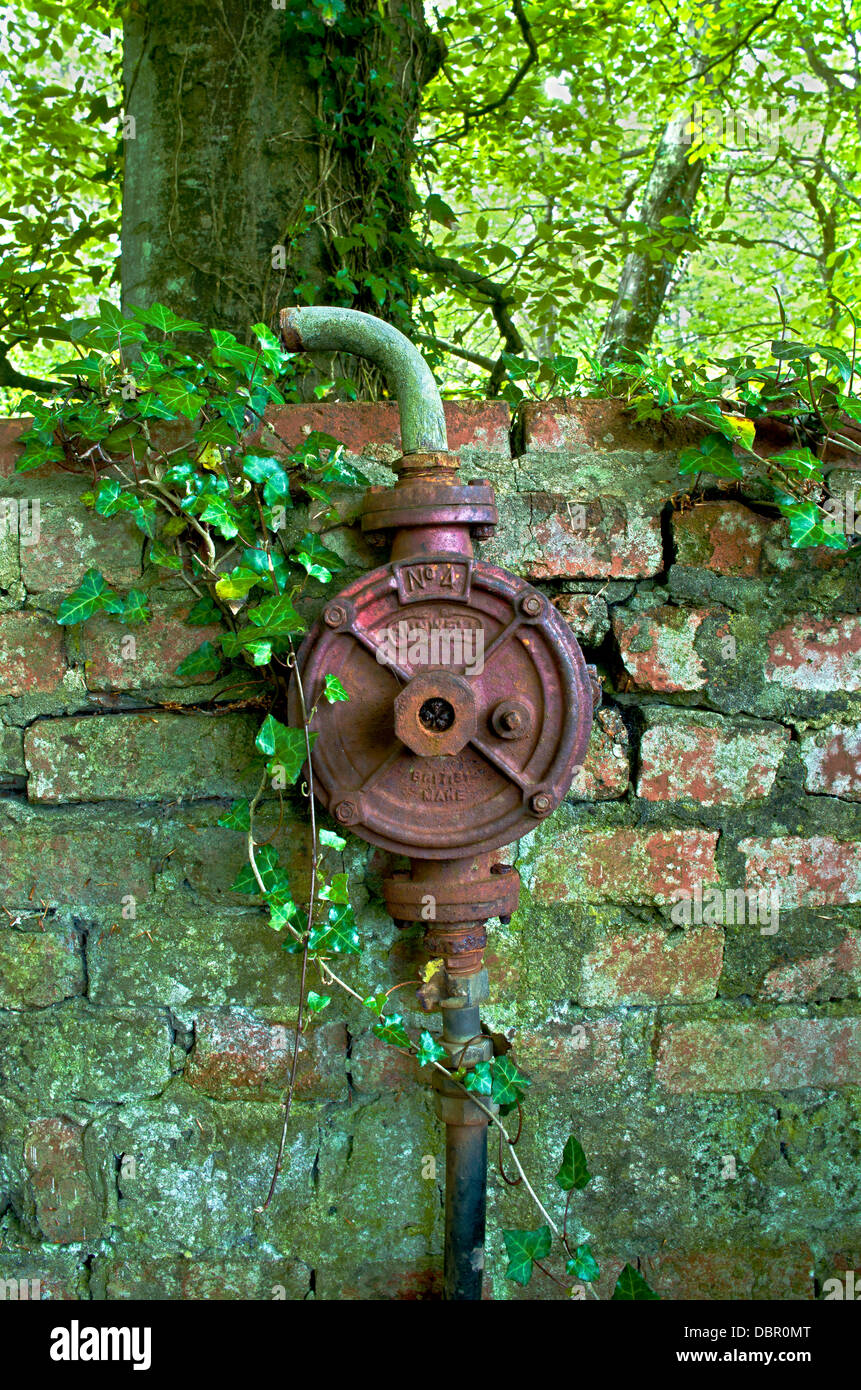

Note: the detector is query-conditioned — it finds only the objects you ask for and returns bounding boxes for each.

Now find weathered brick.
[656,1015,861,1092]
[799,722,861,799]
[348,1028,420,1093]
[23,1117,103,1244]
[265,400,510,458]
[0,1003,171,1103]
[19,480,143,593]
[514,1018,624,1089]
[740,836,861,908]
[517,398,702,453]
[91,1251,312,1301]
[0,806,155,907]
[579,928,723,1005]
[647,1244,815,1300]
[637,707,789,805]
[315,1261,443,1301]
[0,611,66,695]
[672,500,774,576]
[185,1011,347,1100]
[25,711,261,803]
[765,614,861,693]
[82,599,224,691]
[0,418,31,477]
[763,935,861,1002]
[553,591,610,645]
[0,926,84,1009]
[0,724,25,782]
[529,827,719,905]
[613,605,711,692]
[570,705,629,800]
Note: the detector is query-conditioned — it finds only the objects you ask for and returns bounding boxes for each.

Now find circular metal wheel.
[289,553,594,859]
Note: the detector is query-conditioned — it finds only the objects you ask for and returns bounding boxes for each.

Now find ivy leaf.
[243,454,292,506]
[255,714,311,784]
[231,842,289,897]
[612,1264,660,1301]
[362,991,389,1016]
[186,595,221,625]
[502,1226,552,1286]
[175,640,222,678]
[307,991,332,1013]
[318,872,350,904]
[57,568,123,625]
[15,436,65,471]
[199,494,242,539]
[323,673,349,703]
[372,1011,411,1047]
[215,566,259,600]
[463,1060,493,1095]
[149,540,183,571]
[566,1243,600,1284]
[120,589,150,625]
[781,500,849,550]
[248,592,304,634]
[296,550,332,582]
[319,828,347,851]
[556,1134,592,1191]
[156,376,206,420]
[490,1054,531,1107]
[131,302,203,333]
[416,1030,447,1068]
[270,898,300,932]
[217,798,251,831]
[308,901,360,954]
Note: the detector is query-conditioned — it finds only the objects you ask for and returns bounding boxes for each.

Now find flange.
[289,552,594,858]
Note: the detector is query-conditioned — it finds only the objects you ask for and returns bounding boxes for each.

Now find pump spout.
[279,306,448,455]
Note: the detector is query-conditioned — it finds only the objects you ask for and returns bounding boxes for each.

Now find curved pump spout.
[279,306,449,455]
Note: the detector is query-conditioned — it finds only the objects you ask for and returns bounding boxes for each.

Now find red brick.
[518,398,703,453]
[82,599,224,691]
[348,1028,420,1093]
[799,722,861,799]
[739,836,861,908]
[637,708,789,805]
[0,814,154,908]
[185,1011,347,1100]
[656,1015,861,1092]
[613,606,711,692]
[647,1244,815,1300]
[765,615,861,693]
[763,935,861,1002]
[514,1018,624,1089]
[0,926,84,1009]
[672,501,773,576]
[0,612,66,695]
[19,490,143,593]
[530,827,719,905]
[579,928,723,1005]
[553,591,610,645]
[265,400,510,457]
[571,705,629,800]
[24,1117,102,1244]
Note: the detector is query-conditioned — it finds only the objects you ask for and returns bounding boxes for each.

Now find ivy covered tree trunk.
[121,0,443,346]
[598,110,704,365]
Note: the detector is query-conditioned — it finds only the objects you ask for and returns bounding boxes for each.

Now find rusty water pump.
[282,307,597,1300]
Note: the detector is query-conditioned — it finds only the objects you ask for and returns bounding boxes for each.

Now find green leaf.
[231,842,290,898]
[362,991,389,1016]
[491,1054,530,1107]
[199,494,242,539]
[307,991,332,1013]
[215,566,259,600]
[248,592,305,633]
[120,589,150,625]
[372,1011,411,1047]
[323,673,349,703]
[149,540,183,571]
[131,302,203,333]
[318,872,350,904]
[556,1134,592,1191]
[156,376,206,420]
[502,1226,552,1286]
[566,1243,600,1284]
[243,454,292,506]
[319,828,347,851]
[175,640,222,678]
[463,1060,493,1095]
[255,714,311,784]
[57,568,123,625]
[612,1264,660,1301]
[186,595,221,625]
[217,799,251,831]
[309,901,360,955]
[416,1029,447,1068]
[15,437,65,471]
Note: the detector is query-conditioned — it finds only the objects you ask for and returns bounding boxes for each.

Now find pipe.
[279,306,448,454]
[444,1123,488,1301]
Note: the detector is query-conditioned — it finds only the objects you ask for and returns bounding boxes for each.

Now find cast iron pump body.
[283,307,597,1299]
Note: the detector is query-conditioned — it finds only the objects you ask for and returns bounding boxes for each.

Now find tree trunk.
[121,0,443,349]
[598,111,704,364]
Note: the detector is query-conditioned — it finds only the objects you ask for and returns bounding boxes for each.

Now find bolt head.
[334,799,358,825]
[530,791,554,816]
[323,603,347,629]
[522,593,543,617]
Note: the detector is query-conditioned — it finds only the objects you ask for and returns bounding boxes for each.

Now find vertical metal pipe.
[444,1122,488,1301]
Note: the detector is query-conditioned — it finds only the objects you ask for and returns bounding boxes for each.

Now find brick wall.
[0,400,859,1301]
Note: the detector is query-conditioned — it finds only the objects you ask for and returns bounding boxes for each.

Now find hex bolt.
[522,593,543,617]
[530,791,554,816]
[334,799,359,825]
[323,603,347,629]
[500,709,521,732]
